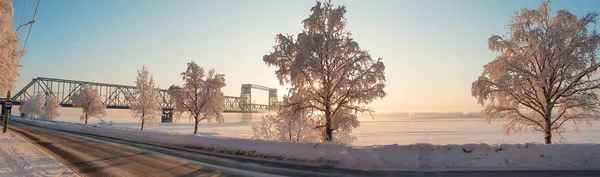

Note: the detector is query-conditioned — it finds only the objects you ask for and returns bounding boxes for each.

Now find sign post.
[3,90,11,133]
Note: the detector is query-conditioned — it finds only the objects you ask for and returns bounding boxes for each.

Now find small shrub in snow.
[19,93,44,119]
[20,94,60,120]
[42,96,60,120]
[252,94,356,144]
[71,85,106,125]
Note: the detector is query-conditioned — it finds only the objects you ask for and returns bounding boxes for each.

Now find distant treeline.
[375,112,483,119]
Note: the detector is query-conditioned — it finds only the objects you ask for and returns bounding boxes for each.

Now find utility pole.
[3,91,11,133]
[3,0,41,133]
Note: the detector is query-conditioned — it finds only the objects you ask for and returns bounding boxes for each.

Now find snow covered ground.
[18,107,600,146]
[11,116,600,171]
[0,128,79,177]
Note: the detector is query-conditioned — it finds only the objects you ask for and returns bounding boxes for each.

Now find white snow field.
[11,115,600,171]
[21,107,600,145]
[0,128,79,177]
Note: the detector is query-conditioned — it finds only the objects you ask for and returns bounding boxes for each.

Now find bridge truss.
[11,77,278,114]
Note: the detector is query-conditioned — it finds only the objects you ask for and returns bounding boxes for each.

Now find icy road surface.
[0,125,79,177]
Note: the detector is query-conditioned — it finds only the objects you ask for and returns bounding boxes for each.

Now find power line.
[19,0,40,59]
[17,0,28,37]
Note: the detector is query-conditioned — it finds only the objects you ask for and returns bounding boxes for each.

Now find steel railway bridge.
[10,77,278,122]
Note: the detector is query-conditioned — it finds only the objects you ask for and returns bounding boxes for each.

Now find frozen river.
[14,107,600,146]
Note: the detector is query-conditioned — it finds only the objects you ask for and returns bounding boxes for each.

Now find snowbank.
[97,119,114,127]
[0,128,79,176]
[196,132,219,136]
[11,117,600,171]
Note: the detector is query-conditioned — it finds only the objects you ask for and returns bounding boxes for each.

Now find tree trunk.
[288,120,292,140]
[3,90,10,133]
[141,113,145,131]
[326,126,333,141]
[325,107,333,142]
[193,116,199,134]
[82,112,88,125]
[544,110,552,144]
[544,128,552,144]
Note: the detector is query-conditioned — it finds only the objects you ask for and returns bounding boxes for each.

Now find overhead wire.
[18,0,28,27]
[18,0,40,59]
[17,0,28,38]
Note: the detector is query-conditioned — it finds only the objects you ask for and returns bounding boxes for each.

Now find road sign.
[3,101,11,109]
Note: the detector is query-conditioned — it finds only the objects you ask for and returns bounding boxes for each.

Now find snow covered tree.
[252,114,280,141]
[126,66,162,131]
[19,93,44,118]
[42,96,60,120]
[0,0,24,94]
[17,101,27,117]
[263,1,386,142]
[252,95,321,142]
[168,62,226,134]
[71,85,106,125]
[252,94,356,144]
[472,1,600,144]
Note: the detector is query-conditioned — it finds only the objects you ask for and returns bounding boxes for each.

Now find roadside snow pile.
[196,132,219,136]
[97,119,114,127]
[0,128,79,177]
[12,117,600,171]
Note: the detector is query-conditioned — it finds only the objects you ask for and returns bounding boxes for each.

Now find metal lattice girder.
[241,84,272,91]
[223,96,243,112]
[11,77,279,113]
[11,77,174,110]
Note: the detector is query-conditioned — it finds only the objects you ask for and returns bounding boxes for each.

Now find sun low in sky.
[11,0,600,113]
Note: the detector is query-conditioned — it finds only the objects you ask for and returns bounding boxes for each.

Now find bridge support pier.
[161,109,173,123]
[242,113,252,122]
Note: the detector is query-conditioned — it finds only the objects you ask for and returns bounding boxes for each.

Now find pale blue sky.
[11,0,600,113]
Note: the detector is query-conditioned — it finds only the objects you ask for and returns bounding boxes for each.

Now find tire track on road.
[10,122,229,177]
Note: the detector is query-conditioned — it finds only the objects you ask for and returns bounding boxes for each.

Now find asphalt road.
[8,122,239,177]
[7,120,600,177]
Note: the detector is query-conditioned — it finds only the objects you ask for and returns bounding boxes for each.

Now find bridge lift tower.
[240,84,278,120]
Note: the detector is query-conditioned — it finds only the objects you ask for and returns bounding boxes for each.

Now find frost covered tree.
[252,94,357,144]
[168,62,226,134]
[472,1,600,144]
[252,114,280,140]
[19,93,44,118]
[252,95,321,142]
[0,0,24,94]
[263,1,386,141]
[42,96,60,120]
[17,101,27,117]
[127,66,162,131]
[71,85,106,125]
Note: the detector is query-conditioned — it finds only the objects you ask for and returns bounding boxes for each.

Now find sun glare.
[312,82,320,89]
